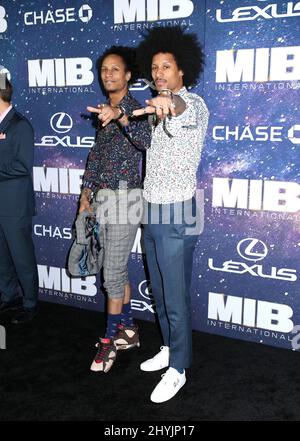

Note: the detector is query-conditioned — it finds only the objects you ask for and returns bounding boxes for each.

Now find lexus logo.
[50,113,73,133]
[129,79,150,91]
[237,238,268,261]
[138,280,153,301]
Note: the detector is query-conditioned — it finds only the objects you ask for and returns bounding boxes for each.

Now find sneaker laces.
[94,341,112,362]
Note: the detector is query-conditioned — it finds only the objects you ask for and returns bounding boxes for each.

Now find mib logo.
[114,0,194,23]
[33,167,84,194]
[35,113,94,148]
[216,2,300,23]
[24,4,93,26]
[38,265,97,296]
[208,238,297,282]
[212,178,300,213]
[0,5,7,34]
[28,58,94,88]
[216,46,300,83]
[208,292,294,333]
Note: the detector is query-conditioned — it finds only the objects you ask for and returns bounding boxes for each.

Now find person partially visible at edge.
[0,78,39,324]
[133,26,209,403]
[79,46,151,373]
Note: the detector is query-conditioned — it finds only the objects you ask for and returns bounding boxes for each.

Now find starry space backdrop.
[1,0,299,350]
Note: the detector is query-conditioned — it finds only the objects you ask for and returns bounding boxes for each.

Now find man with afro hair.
[133,26,209,403]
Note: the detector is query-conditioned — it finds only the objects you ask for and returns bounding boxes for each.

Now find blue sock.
[121,302,134,327]
[174,368,184,374]
[105,313,121,339]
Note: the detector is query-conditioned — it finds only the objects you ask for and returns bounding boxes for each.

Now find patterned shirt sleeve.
[166,92,209,150]
[119,96,151,150]
[82,93,151,192]
[82,133,102,192]
[122,117,151,151]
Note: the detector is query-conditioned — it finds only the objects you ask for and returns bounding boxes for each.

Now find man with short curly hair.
[80,46,151,373]
[134,27,209,403]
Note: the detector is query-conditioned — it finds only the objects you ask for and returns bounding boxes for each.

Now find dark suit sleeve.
[0,120,34,181]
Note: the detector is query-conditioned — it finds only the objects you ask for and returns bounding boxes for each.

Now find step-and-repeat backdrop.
[1,0,300,351]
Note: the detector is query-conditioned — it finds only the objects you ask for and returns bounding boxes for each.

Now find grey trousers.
[95,188,142,299]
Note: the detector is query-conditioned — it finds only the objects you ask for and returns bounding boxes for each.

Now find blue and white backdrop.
[1,0,300,351]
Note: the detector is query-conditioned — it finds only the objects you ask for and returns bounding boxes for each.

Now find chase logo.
[114,0,194,23]
[288,125,300,145]
[212,124,300,145]
[78,4,93,23]
[24,4,93,26]
[237,238,268,262]
[50,113,73,134]
[0,5,7,33]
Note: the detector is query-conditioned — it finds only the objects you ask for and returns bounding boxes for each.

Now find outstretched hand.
[87,104,118,127]
[132,96,176,119]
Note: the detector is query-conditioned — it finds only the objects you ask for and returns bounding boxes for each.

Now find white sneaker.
[150,367,186,403]
[140,346,169,372]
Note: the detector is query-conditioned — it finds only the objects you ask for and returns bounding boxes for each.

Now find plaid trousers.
[95,188,142,299]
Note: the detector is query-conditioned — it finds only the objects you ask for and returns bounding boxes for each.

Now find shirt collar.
[0,104,13,124]
[107,92,132,106]
[176,87,188,97]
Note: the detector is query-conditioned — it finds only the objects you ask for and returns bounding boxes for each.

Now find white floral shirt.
[143,87,209,204]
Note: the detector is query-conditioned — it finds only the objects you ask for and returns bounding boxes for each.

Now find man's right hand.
[79,188,94,214]
[79,199,93,214]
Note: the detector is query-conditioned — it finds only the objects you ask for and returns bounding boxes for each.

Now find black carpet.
[0,301,300,422]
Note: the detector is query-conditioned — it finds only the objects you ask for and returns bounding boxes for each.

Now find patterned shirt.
[143,87,209,204]
[83,93,151,192]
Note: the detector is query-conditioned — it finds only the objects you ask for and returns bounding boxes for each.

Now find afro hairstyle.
[96,45,139,86]
[137,26,204,88]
